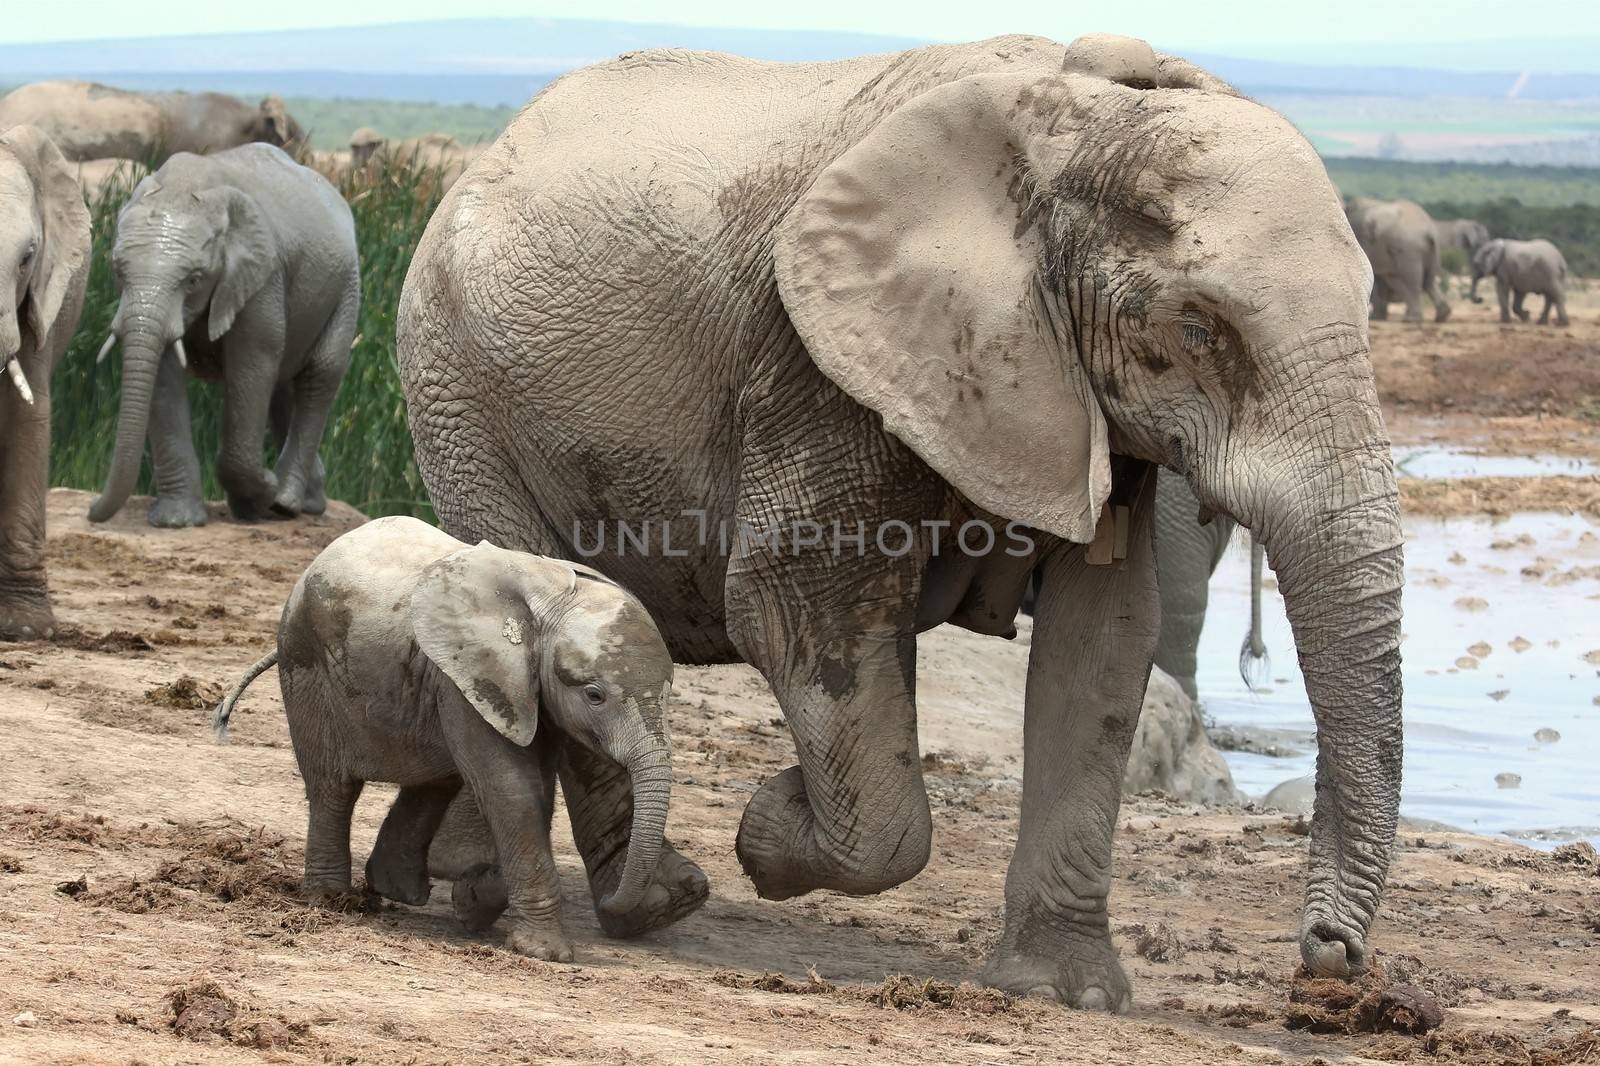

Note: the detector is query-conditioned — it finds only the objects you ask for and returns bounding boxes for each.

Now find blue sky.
[5,0,1597,47]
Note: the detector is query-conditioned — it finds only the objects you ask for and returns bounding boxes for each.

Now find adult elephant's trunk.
[1257,437,1404,978]
[597,722,671,918]
[88,316,167,523]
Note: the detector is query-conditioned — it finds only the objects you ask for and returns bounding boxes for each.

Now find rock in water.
[1123,667,1240,805]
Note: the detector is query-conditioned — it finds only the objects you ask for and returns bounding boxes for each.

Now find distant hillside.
[1,17,1598,104]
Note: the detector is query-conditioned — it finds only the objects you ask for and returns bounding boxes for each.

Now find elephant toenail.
[1077,987,1110,1011]
[1026,984,1062,1002]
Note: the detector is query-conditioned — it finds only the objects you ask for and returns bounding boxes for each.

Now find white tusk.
[6,358,33,405]
[172,338,187,368]
[96,333,116,364]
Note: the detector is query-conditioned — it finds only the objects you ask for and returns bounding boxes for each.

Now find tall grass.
[49,160,441,520]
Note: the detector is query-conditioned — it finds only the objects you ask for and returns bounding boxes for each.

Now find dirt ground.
[3,287,1599,1065]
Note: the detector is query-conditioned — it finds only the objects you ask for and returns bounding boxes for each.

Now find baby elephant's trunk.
[598,729,671,918]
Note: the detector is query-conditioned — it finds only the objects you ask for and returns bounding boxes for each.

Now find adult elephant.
[1471,238,1570,326]
[1152,470,1267,703]
[1345,197,1450,322]
[0,127,92,639]
[398,34,1404,1010]
[0,82,302,164]
[1434,218,1489,259]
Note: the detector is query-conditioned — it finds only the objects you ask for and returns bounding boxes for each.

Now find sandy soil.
[2,299,1599,1065]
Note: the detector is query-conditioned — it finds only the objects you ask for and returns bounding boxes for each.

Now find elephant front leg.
[145,347,208,528]
[272,298,354,518]
[0,396,56,639]
[1512,289,1531,323]
[983,472,1159,1013]
[216,345,281,521]
[1368,278,1390,320]
[438,692,572,961]
[1496,278,1514,323]
[725,543,932,902]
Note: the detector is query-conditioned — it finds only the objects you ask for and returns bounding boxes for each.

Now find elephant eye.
[184,270,205,290]
[1179,308,1227,356]
[583,683,606,706]
[19,243,35,266]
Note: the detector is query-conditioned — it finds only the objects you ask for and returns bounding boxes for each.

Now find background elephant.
[398,34,1404,1008]
[1470,238,1570,326]
[88,144,358,528]
[0,81,303,164]
[0,126,92,639]
[1434,217,1489,259]
[215,517,678,961]
[1152,469,1267,703]
[345,128,484,193]
[1345,196,1451,322]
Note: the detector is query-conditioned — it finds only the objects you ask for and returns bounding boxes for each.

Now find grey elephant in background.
[88,144,358,528]
[0,126,92,640]
[1152,469,1267,703]
[215,517,678,961]
[1345,196,1450,323]
[0,82,303,164]
[399,32,1406,1008]
[1433,218,1489,259]
[1471,238,1570,327]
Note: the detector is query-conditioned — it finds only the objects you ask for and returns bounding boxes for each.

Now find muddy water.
[1198,510,1600,849]
[1393,446,1600,480]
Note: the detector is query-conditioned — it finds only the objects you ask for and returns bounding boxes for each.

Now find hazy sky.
[4,0,1597,46]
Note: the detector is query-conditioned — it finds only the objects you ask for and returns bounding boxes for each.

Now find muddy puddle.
[1198,510,1600,848]
[1393,445,1600,480]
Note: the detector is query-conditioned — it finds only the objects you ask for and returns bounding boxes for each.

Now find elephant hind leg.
[366,778,461,905]
[302,772,364,901]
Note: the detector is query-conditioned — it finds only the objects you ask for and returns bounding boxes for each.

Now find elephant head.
[1470,238,1505,302]
[252,96,305,158]
[0,125,90,403]
[775,35,1402,979]
[89,174,275,523]
[349,127,385,169]
[410,544,674,918]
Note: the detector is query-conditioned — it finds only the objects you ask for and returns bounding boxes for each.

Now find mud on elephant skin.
[0,126,92,640]
[399,33,1405,1008]
[216,517,695,961]
[87,144,358,529]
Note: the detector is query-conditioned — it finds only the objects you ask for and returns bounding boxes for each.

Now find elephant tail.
[1238,536,1270,691]
[214,649,279,743]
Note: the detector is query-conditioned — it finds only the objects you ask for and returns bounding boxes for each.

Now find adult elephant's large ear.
[0,126,91,349]
[773,71,1114,544]
[206,188,276,341]
[410,542,577,746]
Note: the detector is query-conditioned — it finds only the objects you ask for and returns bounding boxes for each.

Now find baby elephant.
[216,516,675,961]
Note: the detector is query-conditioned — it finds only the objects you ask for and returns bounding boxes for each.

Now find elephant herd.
[1344,195,1572,327]
[6,30,1526,1013]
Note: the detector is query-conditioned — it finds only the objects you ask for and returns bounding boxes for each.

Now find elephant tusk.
[96,333,116,364]
[6,358,34,405]
[172,338,187,369]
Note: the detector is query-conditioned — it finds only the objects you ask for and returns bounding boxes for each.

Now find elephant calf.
[215,517,676,961]
[89,143,358,528]
[1471,238,1570,327]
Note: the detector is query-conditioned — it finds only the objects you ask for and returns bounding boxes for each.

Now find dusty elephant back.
[0,81,162,162]
[279,517,465,679]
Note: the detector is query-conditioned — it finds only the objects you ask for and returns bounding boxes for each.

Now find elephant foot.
[1516,311,1531,323]
[591,846,709,939]
[365,848,433,906]
[735,764,924,901]
[1434,306,1451,323]
[982,927,1132,1013]
[225,492,273,522]
[0,594,56,642]
[1300,920,1369,979]
[148,495,209,529]
[505,924,575,963]
[300,484,328,516]
[451,862,508,932]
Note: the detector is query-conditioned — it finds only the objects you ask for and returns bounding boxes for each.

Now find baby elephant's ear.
[410,544,551,745]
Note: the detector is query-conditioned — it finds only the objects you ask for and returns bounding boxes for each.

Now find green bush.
[50,161,440,520]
